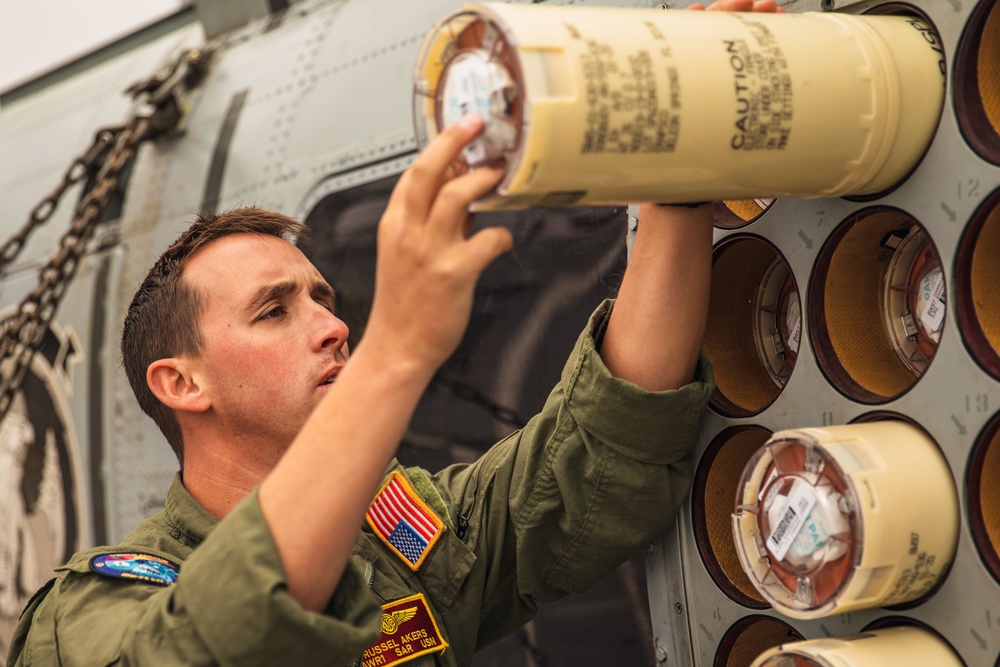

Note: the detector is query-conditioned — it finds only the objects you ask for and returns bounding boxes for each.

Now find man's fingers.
[753,1,785,12]
[701,0,782,10]
[427,166,505,236]
[462,227,514,274]
[391,116,486,216]
[704,0,754,10]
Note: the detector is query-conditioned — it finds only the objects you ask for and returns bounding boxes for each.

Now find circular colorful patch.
[89,553,179,586]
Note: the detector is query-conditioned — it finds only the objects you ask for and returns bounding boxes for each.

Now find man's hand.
[366,116,513,372]
[689,0,785,11]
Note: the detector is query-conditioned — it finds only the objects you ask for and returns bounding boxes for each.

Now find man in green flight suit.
[7,2,782,664]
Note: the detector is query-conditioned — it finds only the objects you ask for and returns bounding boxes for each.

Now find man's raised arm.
[258,116,512,612]
[601,203,713,391]
[600,0,783,390]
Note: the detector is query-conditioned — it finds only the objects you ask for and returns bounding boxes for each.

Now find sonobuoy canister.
[413,4,946,210]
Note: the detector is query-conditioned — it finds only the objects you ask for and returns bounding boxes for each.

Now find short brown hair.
[121,207,309,466]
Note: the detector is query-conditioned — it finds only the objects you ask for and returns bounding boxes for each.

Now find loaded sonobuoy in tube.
[413,4,946,210]
[750,626,964,667]
[731,421,958,620]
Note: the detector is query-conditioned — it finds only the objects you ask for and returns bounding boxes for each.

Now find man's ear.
[147,358,211,413]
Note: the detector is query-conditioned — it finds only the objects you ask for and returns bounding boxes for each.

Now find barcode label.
[766,483,817,561]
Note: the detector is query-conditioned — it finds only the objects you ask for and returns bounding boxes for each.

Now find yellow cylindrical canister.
[750,626,964,667]
[731,421,958,619]
[412,4,946,210]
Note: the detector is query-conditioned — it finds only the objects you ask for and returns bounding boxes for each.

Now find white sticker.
[785,298,801,354]
[441,56,488,165]
[766,483,817,562]
[917,269,946,335]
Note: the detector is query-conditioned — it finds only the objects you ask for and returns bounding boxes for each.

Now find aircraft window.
[303,176,627,466]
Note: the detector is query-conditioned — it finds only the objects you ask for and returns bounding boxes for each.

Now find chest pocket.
[357,512,477,609]
[355,534,472,667]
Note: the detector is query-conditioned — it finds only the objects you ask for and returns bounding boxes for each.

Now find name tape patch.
[90,553,180,586]
[366,471,444,571]
[360,593,448,666]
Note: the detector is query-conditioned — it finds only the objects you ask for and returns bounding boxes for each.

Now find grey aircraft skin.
[1,0,999,665]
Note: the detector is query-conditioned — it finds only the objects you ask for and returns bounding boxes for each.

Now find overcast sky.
[0,0,187,93]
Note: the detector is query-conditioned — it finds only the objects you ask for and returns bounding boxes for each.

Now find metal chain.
[0,47,208,422]
[0,116,152,418]
[0,127,121,275]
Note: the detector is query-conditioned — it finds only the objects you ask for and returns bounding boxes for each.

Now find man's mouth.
[320,367,341,386]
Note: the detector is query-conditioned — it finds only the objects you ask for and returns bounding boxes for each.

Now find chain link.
[0,48,208,423]
[0,128,121,273]
[0,117,151,418]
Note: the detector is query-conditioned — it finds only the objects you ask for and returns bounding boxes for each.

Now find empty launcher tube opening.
[693,427,773,608]
[955,0,1000,164]
[809,208,944,403]
[955,187,1000,379]
[705,236,800,417]
[715,199,777,230]
[968,411,1000,586]
[715,616,804,667]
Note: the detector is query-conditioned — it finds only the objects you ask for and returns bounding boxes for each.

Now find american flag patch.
[366,471,444,571]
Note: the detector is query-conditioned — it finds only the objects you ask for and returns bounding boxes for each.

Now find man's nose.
[313,304,349,350]
[310,303,350,349]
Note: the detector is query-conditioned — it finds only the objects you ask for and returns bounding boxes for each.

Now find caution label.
[724,15,794,151]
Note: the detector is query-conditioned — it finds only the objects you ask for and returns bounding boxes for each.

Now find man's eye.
[260,305,285,320]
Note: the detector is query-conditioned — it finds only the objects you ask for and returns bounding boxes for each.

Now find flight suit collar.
[163,473,220,548]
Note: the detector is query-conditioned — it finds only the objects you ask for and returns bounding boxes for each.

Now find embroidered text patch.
[360,593,448,666]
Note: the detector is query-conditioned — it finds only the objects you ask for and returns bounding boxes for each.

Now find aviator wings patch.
[361,593,448,666]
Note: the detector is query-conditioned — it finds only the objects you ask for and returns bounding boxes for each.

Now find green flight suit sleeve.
[6,489,381,667]
[431,299,713,650]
